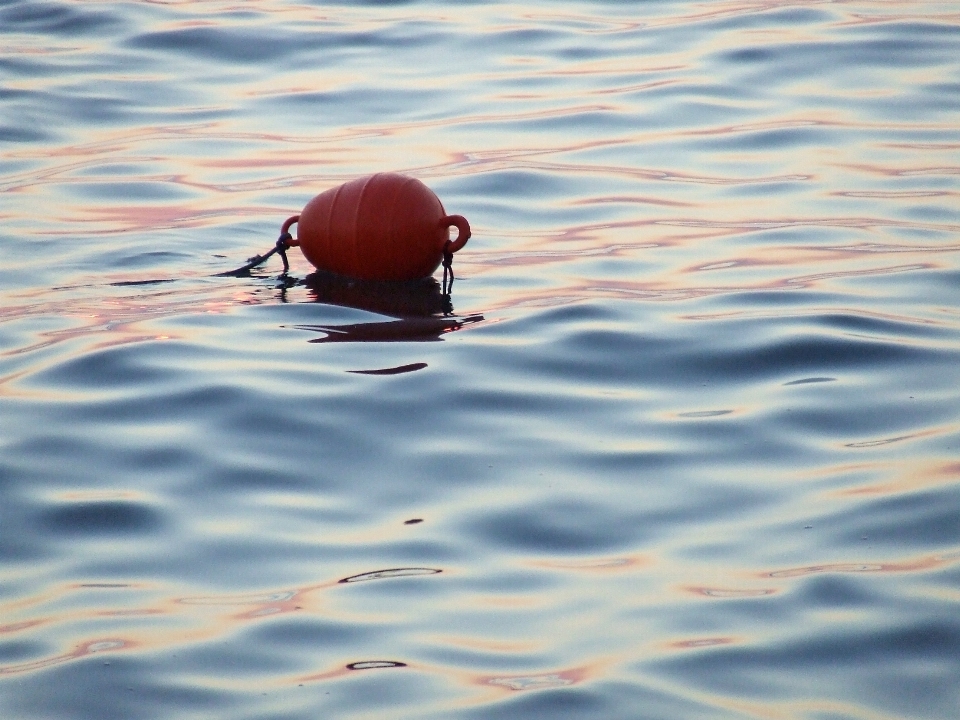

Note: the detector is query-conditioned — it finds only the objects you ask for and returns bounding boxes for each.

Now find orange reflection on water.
[667,636,738,650]
[803,456,960,501]
[0,620,46,635]
[474,659,606,696]
[684,586,778,598]
[844,427,946,449]
[304,648,618,710]
[841,161,960,180]
[764,552,957,579]
[394,654,621,712]
[0,638,135,677]
[66,202,286,235]
[483,666,587,692]
[472,256,939,314]
[176,577,341,623]
[0,282,258,396]
[527,553,652,573]
[297,662,374,683]
[570,194,695,208]
[0,572,346,677]
[429,635,541,655]
[832,189,959,200]
[835,459,960,497]
[715,697,900,720]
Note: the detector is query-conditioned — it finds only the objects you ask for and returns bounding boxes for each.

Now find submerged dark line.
[108,279,176,287]
[347,362,428,375]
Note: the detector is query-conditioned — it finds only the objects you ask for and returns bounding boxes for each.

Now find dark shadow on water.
[346,661,407,671]
[292,270,484,343]
[108,278,176,287]
[347,362,428,375]
[339,568,442,584]
[303,270,453,317]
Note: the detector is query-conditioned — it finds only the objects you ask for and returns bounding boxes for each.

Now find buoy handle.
[282,215,301,246]
[440,215,470,254]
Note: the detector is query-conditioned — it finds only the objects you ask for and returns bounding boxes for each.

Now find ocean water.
[2,1,960,718]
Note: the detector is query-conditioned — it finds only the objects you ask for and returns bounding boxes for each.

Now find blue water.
[2,1,960,718]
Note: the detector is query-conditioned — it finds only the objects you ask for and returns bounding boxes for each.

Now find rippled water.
[3,1,960,718]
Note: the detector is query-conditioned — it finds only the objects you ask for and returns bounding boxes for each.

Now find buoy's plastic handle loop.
[440,215,470,254]
[282,215,301,246]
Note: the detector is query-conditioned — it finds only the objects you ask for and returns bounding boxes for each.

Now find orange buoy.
[280,173,470,281]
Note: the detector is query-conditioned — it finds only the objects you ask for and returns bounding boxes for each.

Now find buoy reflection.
[290,270,485,343]
[304,271,454,317]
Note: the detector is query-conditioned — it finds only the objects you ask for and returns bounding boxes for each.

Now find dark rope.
[441,246,454,296]
[221,231,458,303]
[217,232,292,277]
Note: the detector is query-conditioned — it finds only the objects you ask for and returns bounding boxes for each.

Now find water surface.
[2,1,960,718]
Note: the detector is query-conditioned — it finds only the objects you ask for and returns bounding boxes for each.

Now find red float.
[279,173,470,281]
